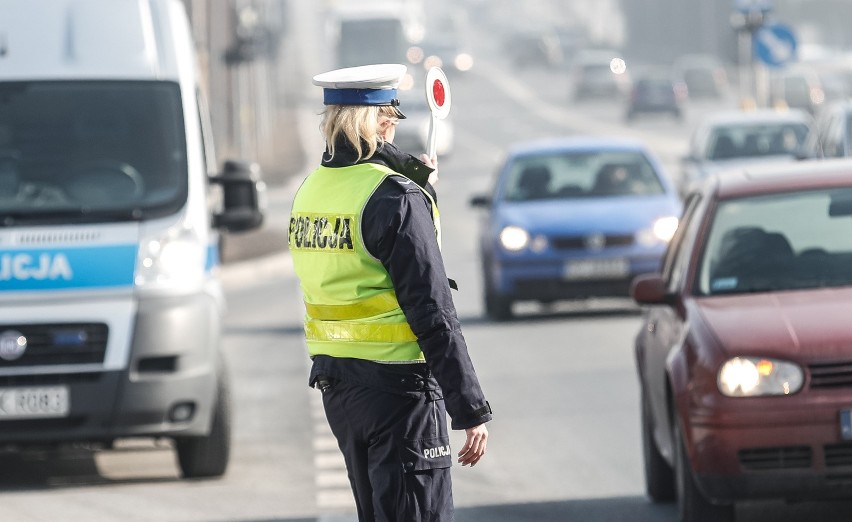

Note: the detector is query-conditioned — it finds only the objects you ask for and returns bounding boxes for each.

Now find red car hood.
[695,288,852,359]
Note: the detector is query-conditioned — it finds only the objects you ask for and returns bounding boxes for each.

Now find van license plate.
[0,386,70,419]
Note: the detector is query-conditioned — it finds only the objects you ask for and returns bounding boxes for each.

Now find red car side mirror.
[630,273,669,305]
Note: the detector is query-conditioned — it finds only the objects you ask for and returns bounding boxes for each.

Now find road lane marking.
[309,378,357,515]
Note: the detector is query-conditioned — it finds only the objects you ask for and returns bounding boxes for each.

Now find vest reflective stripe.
[305,319,418,343]
[305,290,401,321]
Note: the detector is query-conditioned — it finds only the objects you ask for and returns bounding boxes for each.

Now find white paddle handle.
[427,114,438,160]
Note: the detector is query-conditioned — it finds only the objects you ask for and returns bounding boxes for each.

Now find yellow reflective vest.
[288,162,440,362]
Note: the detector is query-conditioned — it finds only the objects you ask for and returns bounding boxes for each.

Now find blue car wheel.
[484,283,512,321]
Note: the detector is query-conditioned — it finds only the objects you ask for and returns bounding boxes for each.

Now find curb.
[218,250,293,290]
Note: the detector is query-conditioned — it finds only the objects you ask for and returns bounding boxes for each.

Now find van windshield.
[0,81,188,225]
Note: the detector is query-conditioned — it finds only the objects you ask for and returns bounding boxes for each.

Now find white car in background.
[679,109,815,197]
[394,89,455,157]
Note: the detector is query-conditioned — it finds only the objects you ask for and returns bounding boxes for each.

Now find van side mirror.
[210,160,266,232]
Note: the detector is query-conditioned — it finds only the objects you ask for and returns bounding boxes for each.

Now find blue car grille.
[550,234,634,250]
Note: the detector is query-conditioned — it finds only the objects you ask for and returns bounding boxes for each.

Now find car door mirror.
[469,194,492,208]
[630,273,670,305]
[210,160,266,232]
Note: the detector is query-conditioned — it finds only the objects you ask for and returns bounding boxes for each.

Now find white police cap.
[312,63,407,117]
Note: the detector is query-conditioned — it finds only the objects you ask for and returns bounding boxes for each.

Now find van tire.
[176,371,232,479]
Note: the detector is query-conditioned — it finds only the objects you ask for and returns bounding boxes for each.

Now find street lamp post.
[730,1,770,109]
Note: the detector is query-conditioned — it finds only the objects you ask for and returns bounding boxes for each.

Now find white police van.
[0,0,264,477]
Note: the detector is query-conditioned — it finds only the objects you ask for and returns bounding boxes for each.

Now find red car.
[631,159,852,521]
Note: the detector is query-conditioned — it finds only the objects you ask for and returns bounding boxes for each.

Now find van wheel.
[674,416,735,522]
[175,371,232,479]
[642,389,675,502]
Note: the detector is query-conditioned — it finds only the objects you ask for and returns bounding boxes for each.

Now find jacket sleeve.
[363,178,492,429]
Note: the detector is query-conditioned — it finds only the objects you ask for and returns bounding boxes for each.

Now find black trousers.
[320,378,454,522]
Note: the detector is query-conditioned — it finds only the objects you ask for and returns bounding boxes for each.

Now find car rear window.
[502,150,665,201]
[697,187,852,295]
[707,122,810,160]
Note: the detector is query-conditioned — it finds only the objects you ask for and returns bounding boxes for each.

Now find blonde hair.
[320,105,399,162]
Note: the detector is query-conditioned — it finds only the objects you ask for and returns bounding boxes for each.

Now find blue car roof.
[505,136,650,159]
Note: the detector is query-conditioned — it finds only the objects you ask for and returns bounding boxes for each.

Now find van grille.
[0,324,108,367]
[809,361,852,389]
[738,446,812,470]
[14,230,102,245]
[0,373,101,386]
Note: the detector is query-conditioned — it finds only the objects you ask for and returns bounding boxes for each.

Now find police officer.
[288,63,492,521]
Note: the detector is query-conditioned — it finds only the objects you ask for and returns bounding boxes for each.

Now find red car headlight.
[717,357,804,397]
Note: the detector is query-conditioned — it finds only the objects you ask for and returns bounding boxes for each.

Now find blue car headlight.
[637,216,679,246]
[499,226,529,251]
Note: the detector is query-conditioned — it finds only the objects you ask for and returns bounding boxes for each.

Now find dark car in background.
[626,72,687,122]
[679,109,814,197]
[470,137,681,320]
[503,29,563,69]
[419,38,474,74]
[569,49,631,101]
[631,160,852,521]
[769,65,826,115]
[673,54,728,99]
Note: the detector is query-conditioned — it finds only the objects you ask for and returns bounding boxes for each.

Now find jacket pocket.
[400,436,452,473]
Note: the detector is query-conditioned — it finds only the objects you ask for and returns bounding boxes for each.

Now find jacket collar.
[321,139,434,189]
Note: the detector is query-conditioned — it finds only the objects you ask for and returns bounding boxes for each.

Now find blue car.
[470,137,682,320]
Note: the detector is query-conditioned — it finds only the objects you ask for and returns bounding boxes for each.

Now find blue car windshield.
[502,150,665,201]
[697,187,852,295]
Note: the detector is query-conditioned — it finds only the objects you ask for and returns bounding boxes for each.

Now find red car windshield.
[697,187,852,295]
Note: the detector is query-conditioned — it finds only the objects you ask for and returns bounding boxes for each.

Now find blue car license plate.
[564,258,628,280]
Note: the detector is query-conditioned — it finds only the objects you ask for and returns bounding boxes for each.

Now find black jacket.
[307,139,492,430]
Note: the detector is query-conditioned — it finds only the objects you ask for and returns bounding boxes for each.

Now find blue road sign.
[735,0,772,13]
[754,22,796,67]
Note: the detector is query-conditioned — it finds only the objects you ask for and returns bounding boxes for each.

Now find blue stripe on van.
[206,242,219,272]
[0,245,138,291]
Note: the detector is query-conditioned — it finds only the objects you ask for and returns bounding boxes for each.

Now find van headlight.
[718,357,804,397]
[135,224,206,290]
[499,226,529,251]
